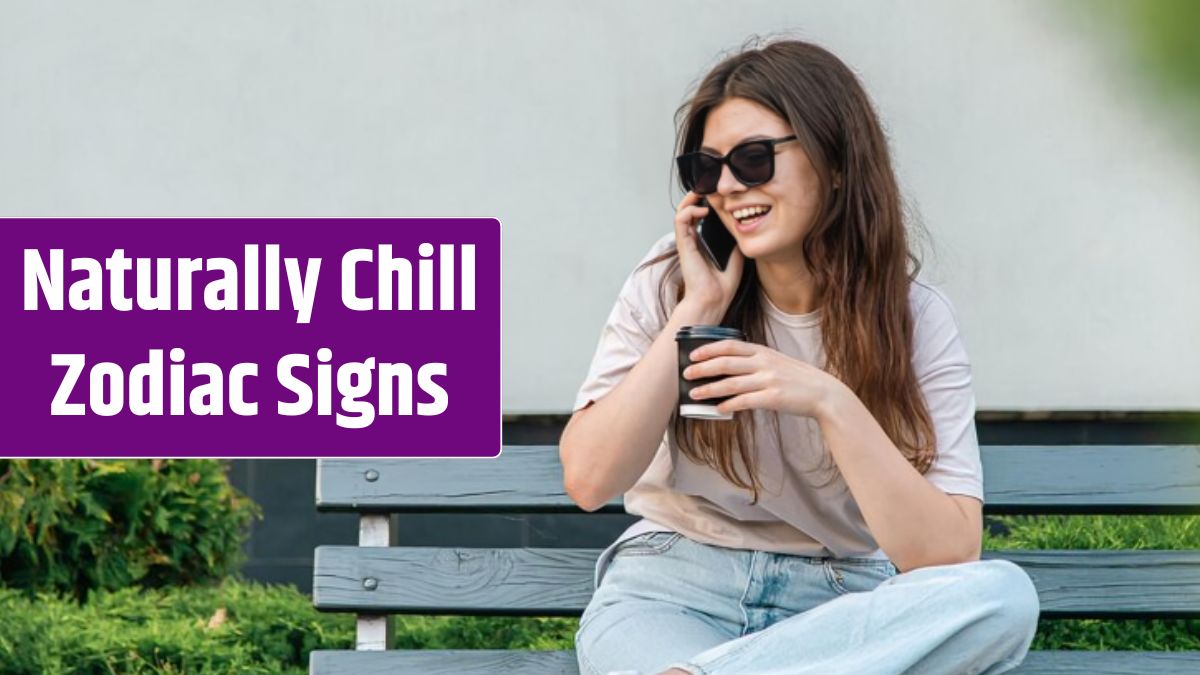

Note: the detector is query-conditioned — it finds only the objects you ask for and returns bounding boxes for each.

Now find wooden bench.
[309,444,1200,674]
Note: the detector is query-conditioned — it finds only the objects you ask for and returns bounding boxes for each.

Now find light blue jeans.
[575,532,1039,675]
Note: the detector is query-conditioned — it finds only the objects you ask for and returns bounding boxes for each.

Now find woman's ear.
[831,170,843,190]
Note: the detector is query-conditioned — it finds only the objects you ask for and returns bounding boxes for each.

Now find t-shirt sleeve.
[911,284,985,502]
[572,234,679,413]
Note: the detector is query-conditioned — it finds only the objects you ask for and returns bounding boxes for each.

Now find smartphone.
[696,199,737,271]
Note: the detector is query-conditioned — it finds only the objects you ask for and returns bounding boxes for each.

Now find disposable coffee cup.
[676,325,746,421]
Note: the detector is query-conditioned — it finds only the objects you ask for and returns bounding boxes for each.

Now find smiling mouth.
[732,205,770,231]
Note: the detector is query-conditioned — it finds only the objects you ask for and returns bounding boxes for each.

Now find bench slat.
[981,445,1200,515]
[308,649,1200,675]
[310,649,578,675]
[316,445,1200,514]
[318,450,573,513]
[314,546,594,615]
[313,547,1200,618]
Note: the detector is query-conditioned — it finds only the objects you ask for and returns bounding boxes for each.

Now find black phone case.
[697,203,737,271]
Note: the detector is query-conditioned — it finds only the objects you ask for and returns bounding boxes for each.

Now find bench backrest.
[312,445,1200,649]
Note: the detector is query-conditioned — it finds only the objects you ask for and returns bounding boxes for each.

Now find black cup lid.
[675,325,745,341]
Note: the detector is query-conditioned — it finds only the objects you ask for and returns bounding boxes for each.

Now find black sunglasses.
[676,135,798,195]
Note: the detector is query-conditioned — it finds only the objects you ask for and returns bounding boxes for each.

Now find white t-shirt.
[575,233,984,587]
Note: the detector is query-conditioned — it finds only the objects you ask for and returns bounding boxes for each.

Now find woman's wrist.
[673,297,726,326]
[815,375,853,425]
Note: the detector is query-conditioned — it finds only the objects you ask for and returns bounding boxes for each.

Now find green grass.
[391,615,579,651]
[983,514,1200,551]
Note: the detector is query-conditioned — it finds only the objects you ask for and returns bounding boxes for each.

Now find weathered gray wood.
[316,445,1200,514]
[314,546,595,615]
[980,445,1200,514]
[314,546,1200,618]
[308,649,1200,675]
[309,649,579,674]
[317,449,589,513]
[1011,650,1200,674]
[983,550,1200,618]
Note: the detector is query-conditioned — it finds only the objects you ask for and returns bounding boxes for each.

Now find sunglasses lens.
[730,143,774,185]
[676,156,696,192]
[687,154,722,194]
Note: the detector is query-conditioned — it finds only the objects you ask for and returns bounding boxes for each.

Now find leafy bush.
[0,580,350,675]
[0,581,583,674]
[0,460,259,599]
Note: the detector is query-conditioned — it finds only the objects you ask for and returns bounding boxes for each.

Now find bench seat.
[310,444,1200,674]
[310,649,1200,675]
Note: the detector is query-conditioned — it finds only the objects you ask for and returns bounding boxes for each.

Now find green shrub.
[0,580,581,674]
[0,460,260,599]
[0,580,350,675]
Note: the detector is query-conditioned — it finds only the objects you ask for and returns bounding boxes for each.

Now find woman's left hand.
[683,340,844,419]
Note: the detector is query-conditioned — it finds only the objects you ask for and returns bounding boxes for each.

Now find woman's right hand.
[673,191,744,319]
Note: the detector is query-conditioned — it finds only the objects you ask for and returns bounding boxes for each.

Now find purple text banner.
[4,218,500,458]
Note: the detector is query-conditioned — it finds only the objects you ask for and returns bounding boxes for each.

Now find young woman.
[560,38,1040,675]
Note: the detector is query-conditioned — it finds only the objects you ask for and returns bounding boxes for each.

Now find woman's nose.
[715,163,746,195]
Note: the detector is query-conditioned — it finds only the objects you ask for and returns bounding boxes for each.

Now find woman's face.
[700,97,824,265]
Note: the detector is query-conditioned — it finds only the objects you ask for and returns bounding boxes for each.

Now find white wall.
[3,0,1197,413]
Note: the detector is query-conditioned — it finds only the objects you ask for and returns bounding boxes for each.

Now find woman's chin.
[734,239,771,261]
[738,235,802,265]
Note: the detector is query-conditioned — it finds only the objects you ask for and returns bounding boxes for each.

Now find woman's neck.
[755,257,816,315]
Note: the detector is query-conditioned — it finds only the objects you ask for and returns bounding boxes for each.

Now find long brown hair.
[643,37,937,503]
